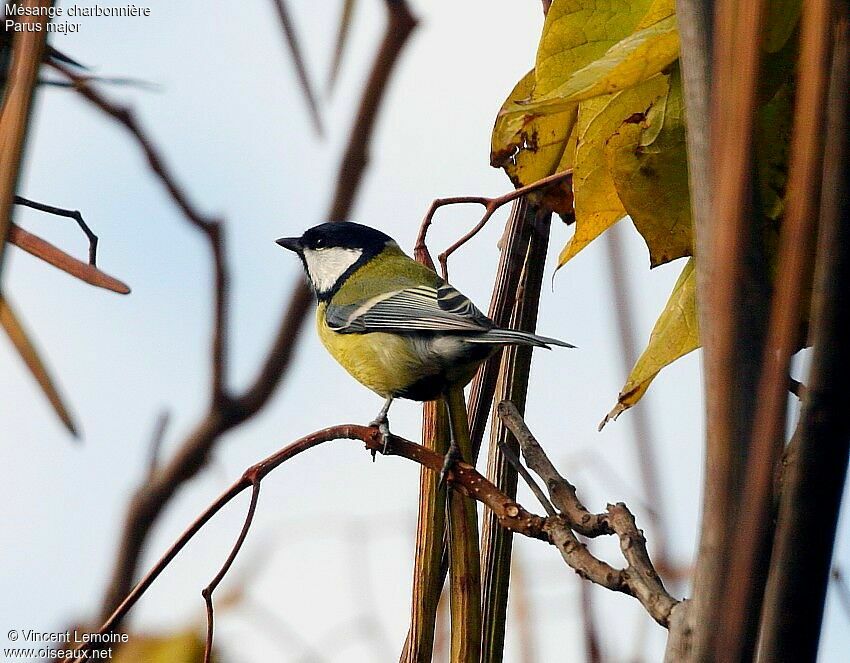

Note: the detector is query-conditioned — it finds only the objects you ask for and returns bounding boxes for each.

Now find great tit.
[277,221,573,471]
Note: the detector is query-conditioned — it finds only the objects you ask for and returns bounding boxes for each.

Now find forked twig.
[414,170,571,280]
[498,401,679,626]
[13,195,99,264]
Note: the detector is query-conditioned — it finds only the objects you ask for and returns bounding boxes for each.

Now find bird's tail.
[467,328,576,349]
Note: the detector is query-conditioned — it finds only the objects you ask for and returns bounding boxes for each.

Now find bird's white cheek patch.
[303,247,363,293]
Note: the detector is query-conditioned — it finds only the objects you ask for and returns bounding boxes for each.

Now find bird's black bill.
[276,236,303,252]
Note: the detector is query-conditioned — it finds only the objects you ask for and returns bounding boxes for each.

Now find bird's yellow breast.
[316,302,426,397]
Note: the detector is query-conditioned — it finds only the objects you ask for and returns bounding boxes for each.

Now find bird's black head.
[276,222,397,299]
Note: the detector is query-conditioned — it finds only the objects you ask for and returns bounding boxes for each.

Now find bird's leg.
[439,387,468,489]
[438,428,465,489]
[369,396,394,458]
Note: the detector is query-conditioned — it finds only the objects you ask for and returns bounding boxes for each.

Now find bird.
[277,221,573,481]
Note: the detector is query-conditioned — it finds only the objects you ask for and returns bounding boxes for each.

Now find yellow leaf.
[491,69,576,213]
[604,65,692,267]
[538,15,679,104]
[535,0,656,97]
[635,0,676,30]
[559,72,669,266]
[601,257,698,427]
[0,294,78,436]
[113,631,210,663]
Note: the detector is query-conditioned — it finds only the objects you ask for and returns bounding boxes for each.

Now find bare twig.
[269,0,324,137]
[47,0,417,624]
[414,170,571,280]
[327,0,356,96]
[498,401,609,537]
[202,480,261,663]
[498,401,678,627]
[7,223,130,294]
[13,195,98,264]
[52,59,229,399]
[497,438,555,517]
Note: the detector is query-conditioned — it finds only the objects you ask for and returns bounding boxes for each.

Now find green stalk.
[480,210,551,662]
[445,384,482,663]
[402,199,533,660]
[401,399,448,662]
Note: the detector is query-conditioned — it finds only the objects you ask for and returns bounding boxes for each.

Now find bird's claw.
[438,446,464,490]
[369,416,391,460]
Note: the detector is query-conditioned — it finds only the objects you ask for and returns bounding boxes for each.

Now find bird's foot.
[438,445,464,490]
[369,415,391,461]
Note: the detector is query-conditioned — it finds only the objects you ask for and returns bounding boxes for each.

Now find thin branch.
[604,227,670,566]
[7,223,130,294]
[498,401,609,537]
[202,480,261,663]
[498,401,678,627]
[13,195,98,265]
[497,438,555,517]
[327,0,356,96]
[480,208,552,662]
[269,0,324,137]
[413,170,571,280]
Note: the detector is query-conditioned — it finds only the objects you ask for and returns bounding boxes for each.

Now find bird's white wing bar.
[327,284,493,334]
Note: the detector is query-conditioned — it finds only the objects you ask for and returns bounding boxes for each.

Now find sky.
[1,1,847,662]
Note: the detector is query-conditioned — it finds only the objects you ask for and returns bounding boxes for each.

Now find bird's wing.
[326,284,493,334]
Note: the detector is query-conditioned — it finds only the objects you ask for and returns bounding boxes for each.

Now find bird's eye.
[314,238,326,249]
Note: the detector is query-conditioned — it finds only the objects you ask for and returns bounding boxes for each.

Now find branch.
[13,195,99,265]
[498,401,679,627]
[63,395,681,662]
[60,423,544,663]
[413,170,571,280]
[269,0,324,137]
